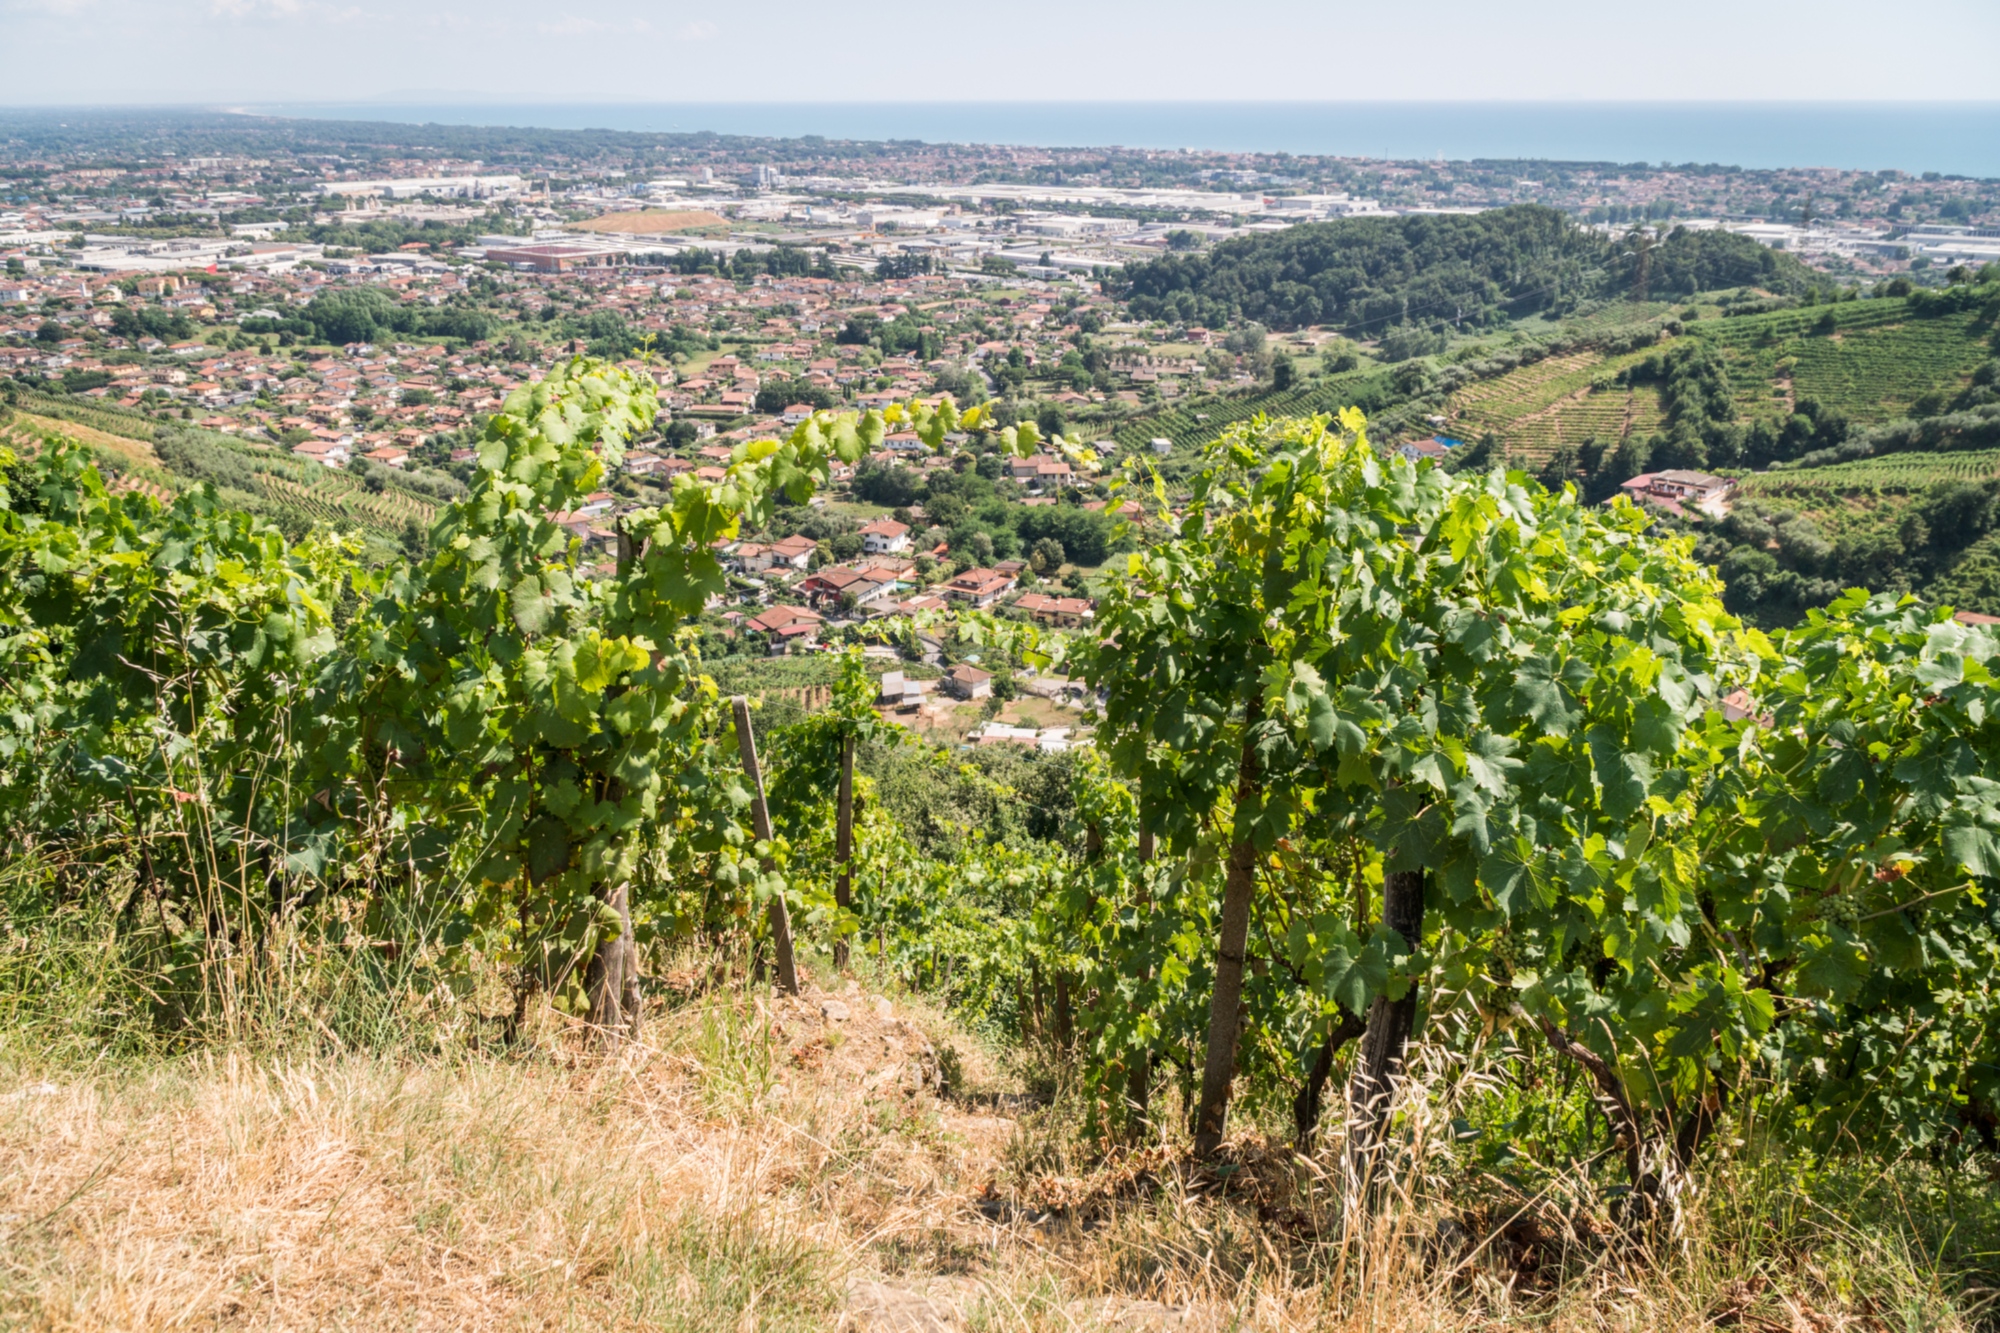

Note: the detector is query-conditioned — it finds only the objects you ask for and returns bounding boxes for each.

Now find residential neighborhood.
[5,120,1993,746]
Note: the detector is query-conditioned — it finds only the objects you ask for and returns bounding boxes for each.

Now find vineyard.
[1735,448,2000,501]
[1787,312,1993,420]
[0,409,179,498]
[4,393,455,544]
[1528,298,1679,338]
[1443,345,1667,459]
[1690,298,1996,426]
[1109,365,1395,456]
[256,467,438,532]
[1423,289,2000,469]
[8,388,164,442]
[1693,294,1914,349]
[3,363,1998,1331]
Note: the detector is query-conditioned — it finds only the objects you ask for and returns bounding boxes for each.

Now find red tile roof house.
[730,542,778,574]
[1082,499,1146,521]
[942,664,993,700]
[744,604,824,654]
[1398,437,1453,463]
[1008,455,1076,489]
[1013,592,1096,628]
[291,439,350,467]
[1617,470,1736,519]
[770,534,818,570]
[799,565,896,612]
[859,517,910,554]
[622,451,673,477]
[942,567,1017,610]
[855,555,917,584]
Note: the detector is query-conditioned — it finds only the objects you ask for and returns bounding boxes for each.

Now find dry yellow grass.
[0,980,1977,1331]
[0,982,1024,1331]
[15,411,160,468]
[573,209,732,237]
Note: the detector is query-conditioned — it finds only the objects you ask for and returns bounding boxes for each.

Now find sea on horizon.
[230,100,2000,179]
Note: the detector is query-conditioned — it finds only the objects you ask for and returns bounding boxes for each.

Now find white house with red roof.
[1014,592,1095,628]
[744,604,823,654]
[859,517,910,554]
[769,534,817,569]
[943,566,1017,609]
[1618,470,1735,519]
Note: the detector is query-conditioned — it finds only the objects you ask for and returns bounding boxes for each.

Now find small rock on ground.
[843,1280,958,1331]
[843,1280,1202,1331]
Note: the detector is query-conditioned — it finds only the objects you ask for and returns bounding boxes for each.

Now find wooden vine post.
[1192,697,1265,1157]
[833,733,855,969]
[733,695,800,995]
[1348,868,1428,1193]
[1124,826,1155,1139]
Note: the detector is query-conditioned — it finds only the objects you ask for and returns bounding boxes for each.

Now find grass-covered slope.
[2,935,1991,1331]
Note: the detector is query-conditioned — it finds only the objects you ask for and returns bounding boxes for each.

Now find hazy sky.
[4,0,1997,106]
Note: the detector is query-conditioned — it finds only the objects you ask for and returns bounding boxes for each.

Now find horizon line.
[7,97,2000,110]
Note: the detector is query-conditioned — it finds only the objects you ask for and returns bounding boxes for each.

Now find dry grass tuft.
[0,976,1985,1331]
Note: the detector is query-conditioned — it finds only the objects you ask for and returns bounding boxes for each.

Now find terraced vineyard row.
[1446,345,1667,459]
[1737,450,2000,501]
[3,419,425,539]
[1109,368,1393,456]
[11,391,163,442]
[259,472,438,533]
[1445,350,1603,410]
[109,474,179,504]
[1466,384,1667,460]
[1692,298,1995,426]
[1540,302,1678,339]
[1692,298,1910,348]
[1787,314,1992,421]
[1439,295,1996,463]
[2,415,181,499]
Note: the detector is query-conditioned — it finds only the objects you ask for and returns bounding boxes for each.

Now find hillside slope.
[0,404,455,560]
[1115,207,1824,333]
[3,971,1980,1332]
[1445,279,2000,620]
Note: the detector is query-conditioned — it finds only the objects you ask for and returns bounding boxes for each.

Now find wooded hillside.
[1116,205,1824,332]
